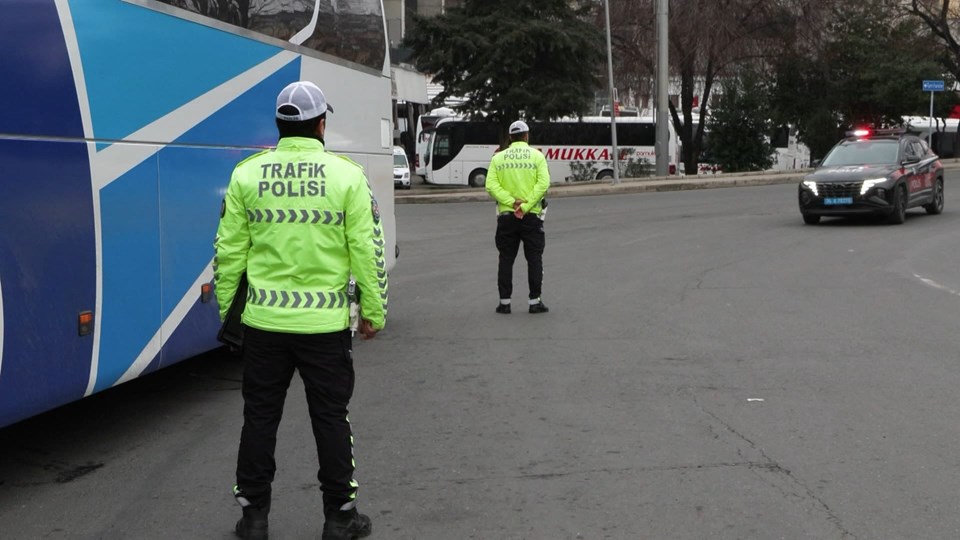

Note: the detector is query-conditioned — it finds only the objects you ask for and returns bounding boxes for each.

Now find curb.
[396,160,960,205]
[396,173,805,205]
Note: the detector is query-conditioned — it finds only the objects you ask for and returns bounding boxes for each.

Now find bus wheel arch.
[596,169,614,180]
[468,168,487,187]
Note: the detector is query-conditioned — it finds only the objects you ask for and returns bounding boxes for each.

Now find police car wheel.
[802,214,820,225]
[888,185,907,225]
[924,177,944,215]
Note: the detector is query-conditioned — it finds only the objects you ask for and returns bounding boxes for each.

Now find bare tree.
[607,0,797,174]
[906,0,960,80]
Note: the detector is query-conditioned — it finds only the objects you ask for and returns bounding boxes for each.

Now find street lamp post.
[655,0,669,177]
[603,0,620,184]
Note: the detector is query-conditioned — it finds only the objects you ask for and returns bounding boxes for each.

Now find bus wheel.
[468,168,487,187]
[597,170,614,180]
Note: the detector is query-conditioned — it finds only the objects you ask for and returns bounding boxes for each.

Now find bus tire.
[468,168,487,187]
[597,170,614,180]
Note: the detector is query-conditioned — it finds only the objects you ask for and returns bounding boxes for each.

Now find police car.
[798,129,944,225]
[393,146,411,189]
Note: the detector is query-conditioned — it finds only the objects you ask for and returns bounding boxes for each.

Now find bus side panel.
[155,147,232,371]
[152,59,302,370]
[154,150,266,368]
[68,0,281,145]
[94,156,163,392]
[0,0,79,137]
[0,139,97,428]
[0,1,98,428]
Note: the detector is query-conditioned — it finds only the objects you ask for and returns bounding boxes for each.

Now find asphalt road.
[3,179,960,539]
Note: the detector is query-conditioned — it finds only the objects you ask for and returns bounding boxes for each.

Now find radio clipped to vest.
[348,278,359,336]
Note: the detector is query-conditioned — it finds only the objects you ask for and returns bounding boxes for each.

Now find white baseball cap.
[276,81,334,121]
[508,120,529,134]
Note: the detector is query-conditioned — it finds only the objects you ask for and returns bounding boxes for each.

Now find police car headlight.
[802,180,818,196]
[860,178,884,195]
[403,173,409,180]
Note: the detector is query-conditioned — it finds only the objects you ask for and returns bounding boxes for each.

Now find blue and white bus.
[0,0,397,428]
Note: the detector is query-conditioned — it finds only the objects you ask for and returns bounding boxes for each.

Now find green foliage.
[706,73,775,173]
[568,161,598,182]
[803,109,844,163]
[404,0,604,139]
[770,1,956,159]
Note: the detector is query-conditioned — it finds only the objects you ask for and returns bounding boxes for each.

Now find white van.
[393,146,411,189]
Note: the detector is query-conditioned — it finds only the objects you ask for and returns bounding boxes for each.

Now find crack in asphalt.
[690,393,859,540]
[366,460,785,489]
[1,459,105,488]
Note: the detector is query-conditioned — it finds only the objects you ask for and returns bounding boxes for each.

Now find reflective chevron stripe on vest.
[247,288,349,309]
[245,208,344,225]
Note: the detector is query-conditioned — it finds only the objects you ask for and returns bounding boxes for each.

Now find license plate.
[824,197,853,205]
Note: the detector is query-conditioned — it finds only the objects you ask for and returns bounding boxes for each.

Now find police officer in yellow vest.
[485,120,550,314]
[215,81,386,540]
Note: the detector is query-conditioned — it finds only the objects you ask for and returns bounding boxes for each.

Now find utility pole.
[603,0,620,184]
[655,0,669,177]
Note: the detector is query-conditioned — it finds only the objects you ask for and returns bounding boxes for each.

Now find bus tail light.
[78,311,94,336]
[669,164,676,175]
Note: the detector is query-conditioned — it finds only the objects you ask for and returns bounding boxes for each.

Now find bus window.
[155,0,386,70]
[432,130,453,171]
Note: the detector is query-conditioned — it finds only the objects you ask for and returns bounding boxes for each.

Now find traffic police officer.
[485,120,550,314]
[215,81,386,540]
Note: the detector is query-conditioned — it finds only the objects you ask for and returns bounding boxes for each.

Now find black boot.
[495,303,511,314]
[235,505,268,540]
[322,508,372,540]
[528,301,549,314]
[233,486,269,540]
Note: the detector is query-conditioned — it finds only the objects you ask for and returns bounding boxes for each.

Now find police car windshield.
[821,140,899,167]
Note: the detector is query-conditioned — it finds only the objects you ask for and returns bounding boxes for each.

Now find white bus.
[424,117,679,187]
[414,107,459,177]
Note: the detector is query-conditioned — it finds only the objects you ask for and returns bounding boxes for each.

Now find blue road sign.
[923,80,945,92]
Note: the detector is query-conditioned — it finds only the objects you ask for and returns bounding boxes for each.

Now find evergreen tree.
[706,73,774,173]
[404,0,604,143]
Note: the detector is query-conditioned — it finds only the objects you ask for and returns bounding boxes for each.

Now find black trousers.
[236,326,357,515]
[495,213,545,300]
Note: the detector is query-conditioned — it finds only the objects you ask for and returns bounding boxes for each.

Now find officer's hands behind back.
[358,319,378,340]
[513,198,525,219]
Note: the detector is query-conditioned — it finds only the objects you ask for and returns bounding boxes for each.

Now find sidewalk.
[396,158,960,204]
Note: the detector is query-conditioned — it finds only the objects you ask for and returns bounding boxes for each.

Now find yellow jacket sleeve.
[520,152,550,214]
[485,153,515,208]
[213,170,251,321]
[345,176,388,329]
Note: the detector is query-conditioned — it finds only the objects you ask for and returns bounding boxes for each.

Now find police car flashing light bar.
[845,127,905,139]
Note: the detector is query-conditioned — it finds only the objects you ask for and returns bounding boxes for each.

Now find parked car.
[798,129,943,225]
[393,147,411,189]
